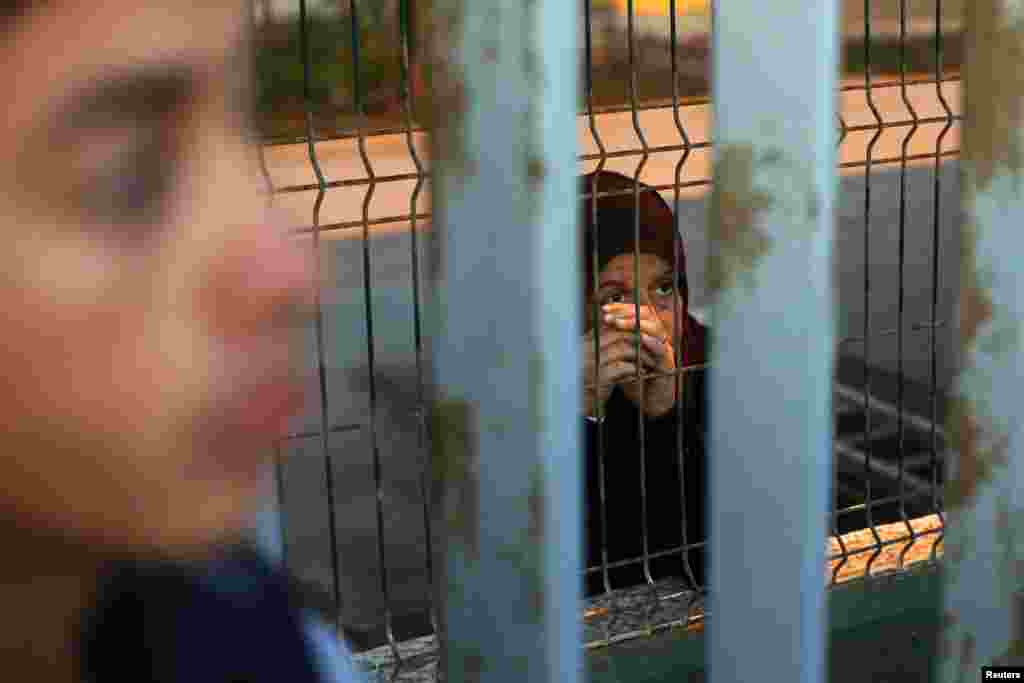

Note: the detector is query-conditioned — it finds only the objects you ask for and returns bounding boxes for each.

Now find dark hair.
[2,3,32,29]
[579,170,689,314]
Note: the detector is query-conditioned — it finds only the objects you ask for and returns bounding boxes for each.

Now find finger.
[620,338,676,373]
[602,302,655,316]
[615,333,671,359]
[604,315,671,344]
[601,302,668,323]
[612,333,671,364]
[594,341,636,366]
[585,361,637,391]
[601,361,642,385]
[598,342,662,370]
[605,360,669,385]
[589,327,637,351]
[640,334,674,366]
[602,300,665,316]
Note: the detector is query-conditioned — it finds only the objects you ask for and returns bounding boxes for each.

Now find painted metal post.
[425,1,581,682]
[939,1,1024,678]
[707,1,838,683]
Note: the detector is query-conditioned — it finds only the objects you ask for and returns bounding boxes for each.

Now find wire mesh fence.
[252,0,961,679]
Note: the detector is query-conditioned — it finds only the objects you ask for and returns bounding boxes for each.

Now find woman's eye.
[601,292,625,306]
[654,283,674,297]
[74,127,177,229]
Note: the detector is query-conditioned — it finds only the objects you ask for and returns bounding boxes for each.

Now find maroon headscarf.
[580,170,705,366]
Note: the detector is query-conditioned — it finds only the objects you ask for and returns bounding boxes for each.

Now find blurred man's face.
[0,2,314,556]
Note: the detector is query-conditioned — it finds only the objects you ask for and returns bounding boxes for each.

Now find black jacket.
[583,359,707,597]
[79,544,351,683]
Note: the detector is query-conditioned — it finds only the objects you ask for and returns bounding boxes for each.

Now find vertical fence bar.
[297,0,343,630]
[707,1,838,682]
[939,0,1024,677]
[426,0,580,681]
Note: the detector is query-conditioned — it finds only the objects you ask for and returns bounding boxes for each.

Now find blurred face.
[0,2,314,556]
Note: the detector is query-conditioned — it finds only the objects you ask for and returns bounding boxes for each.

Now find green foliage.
[254,11,413,138]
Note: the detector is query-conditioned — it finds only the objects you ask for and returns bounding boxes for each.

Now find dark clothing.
[583,325,708,597]
[79,544,338,683]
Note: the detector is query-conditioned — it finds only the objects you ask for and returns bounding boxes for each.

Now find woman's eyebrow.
[48,63,199,132]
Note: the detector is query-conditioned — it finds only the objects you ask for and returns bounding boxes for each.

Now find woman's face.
[0,2,314,556]
[590,253,684,333]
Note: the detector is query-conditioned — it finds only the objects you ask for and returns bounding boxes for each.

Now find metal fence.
[245,0,1024,681]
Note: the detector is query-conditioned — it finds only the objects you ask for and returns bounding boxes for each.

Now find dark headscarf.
[579,170,704,365]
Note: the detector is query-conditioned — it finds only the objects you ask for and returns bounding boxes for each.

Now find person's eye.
[601,292,626,306]
[73,127,178,229]
[654,282,675,297]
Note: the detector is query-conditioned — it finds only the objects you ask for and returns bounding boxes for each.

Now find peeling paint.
[963,1,1024,189]
[528,351,547,435]
[527,156,547,185]
[708,144,819,298]
[523,0,546,230]
[494,462,547,621]
[429,399,479,560]
[941,0,1024,679]
[426,0,473,186]
[708,145,773,295]
[944,399,1009,510]
[424,1,469,286]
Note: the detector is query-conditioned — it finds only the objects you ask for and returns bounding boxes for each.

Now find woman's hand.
[581,322,664,419]
[600,303,680,418]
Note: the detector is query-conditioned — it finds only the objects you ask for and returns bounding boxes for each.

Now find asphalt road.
[264,78,962,644]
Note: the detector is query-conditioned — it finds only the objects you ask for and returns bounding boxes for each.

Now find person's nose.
[199,207,317,341]
[636,288,655,310]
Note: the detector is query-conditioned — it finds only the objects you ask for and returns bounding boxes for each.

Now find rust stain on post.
[708,145,773,295]
[963,0,1024,190]
[430,399,480,560]
[426,0,472,179]
[949,0,1024,510]
[523,1,546,227]
[425,0,472,290]
[527,156,547,185]
[529,351,548,435]
[942,1,1024,679]
[945,399,1009,510]
[709,144,819,298]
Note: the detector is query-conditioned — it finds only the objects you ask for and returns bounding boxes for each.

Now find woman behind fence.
[0,3,361,682]
[580,170,708,597]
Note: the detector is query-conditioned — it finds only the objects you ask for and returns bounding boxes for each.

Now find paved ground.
[264,78,962,645]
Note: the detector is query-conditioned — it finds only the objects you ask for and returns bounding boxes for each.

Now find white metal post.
[426,0,582,681]
[707,1,839,682]
[939,1,1024,677]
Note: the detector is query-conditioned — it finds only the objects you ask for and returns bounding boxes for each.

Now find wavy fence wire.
[252,0,961,680]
